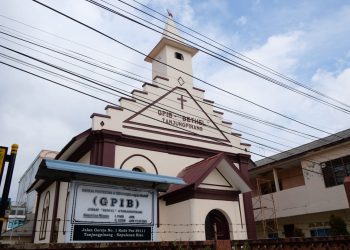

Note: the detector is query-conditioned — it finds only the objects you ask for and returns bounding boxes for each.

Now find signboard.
[0,147,8,184]
[7,218,24,230]
[65,181,156,242]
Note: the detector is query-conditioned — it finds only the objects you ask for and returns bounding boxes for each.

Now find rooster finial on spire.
[167,9,173,18]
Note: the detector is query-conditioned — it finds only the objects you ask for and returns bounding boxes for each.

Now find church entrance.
[205,209,230,240]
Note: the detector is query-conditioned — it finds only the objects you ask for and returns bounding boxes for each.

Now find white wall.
[34,181,56,243]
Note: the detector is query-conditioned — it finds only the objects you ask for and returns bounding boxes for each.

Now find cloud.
[236,16,247,26]
[245,31,305,74]
[311,68,350,108]
[1,0,350,198]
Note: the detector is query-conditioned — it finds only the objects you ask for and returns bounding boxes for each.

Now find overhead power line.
[0,58,324,172]
[0,28,324,142]
[0,18,335,143]
[0,44,335,168]
[31,0,342,139]
[89,0,350,115]
[129,0,350,110]
[0,46,287,154]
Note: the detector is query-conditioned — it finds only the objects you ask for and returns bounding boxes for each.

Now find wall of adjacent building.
[255,209,350,239]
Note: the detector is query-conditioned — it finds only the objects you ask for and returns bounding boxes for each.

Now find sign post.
[0,144,18,235]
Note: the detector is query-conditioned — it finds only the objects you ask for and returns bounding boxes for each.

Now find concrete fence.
[1,237,350,250]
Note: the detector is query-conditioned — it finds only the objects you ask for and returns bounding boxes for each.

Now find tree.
[329,214,349,236]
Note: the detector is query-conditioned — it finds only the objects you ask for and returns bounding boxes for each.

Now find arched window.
[132,167,144,172]
[39,191,50,240]
[205,209,230,240]
[120,154,158,174]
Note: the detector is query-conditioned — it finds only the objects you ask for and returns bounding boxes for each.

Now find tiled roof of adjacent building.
[254,128,350,168]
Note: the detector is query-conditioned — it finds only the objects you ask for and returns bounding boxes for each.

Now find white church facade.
[29,15,257,243]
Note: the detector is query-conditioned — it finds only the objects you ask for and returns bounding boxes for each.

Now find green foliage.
[202,246,212,250]
[171,241,185,250]
[243,241,251,250]
[329,214,349,236]
[293,227,305,237]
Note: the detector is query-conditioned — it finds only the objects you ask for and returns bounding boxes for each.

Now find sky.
[1,0,350,200]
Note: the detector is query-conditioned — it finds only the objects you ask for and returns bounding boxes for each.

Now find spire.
[162,9,182,42]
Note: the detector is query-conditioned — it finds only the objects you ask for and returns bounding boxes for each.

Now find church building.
[30,14,256,243]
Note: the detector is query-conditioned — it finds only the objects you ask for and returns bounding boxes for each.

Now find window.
[259,180,278,195]
[39,191,50,240]
[283,224,294,238]
[16,209,24,215]
[310,228,330,237]
[174,52,184,60]
[132,167,144,172]
[321,155,350,187]
[268,232,279,239]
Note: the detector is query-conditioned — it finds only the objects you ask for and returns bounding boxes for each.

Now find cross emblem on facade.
[177,95,187,109]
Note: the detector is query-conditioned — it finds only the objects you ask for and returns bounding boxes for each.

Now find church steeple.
[162,10,181,42]
[145,11,198,90]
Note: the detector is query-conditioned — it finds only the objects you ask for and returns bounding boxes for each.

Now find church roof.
[145,15,198,62]
[162,15,181,41]
[145,37,198,63]
[162,153,252,197]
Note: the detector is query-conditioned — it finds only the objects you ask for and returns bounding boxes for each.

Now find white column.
[273,168,280,192]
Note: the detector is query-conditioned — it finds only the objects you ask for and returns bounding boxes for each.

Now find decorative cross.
[177,95,187,109]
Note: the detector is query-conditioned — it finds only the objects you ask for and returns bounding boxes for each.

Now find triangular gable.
[200,169,236,190]
[163,153,252,196]
[124,87,229,144]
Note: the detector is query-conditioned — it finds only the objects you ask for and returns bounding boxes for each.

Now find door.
[205,209,230,240]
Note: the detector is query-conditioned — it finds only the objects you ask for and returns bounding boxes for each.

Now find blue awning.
[28,159,185,192]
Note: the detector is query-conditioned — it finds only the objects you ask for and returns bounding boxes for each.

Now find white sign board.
[65,181,156,242]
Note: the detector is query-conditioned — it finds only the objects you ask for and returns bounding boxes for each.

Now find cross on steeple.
[177,95,187,109]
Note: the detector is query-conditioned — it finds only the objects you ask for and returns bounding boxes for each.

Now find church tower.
[145,14,198,90]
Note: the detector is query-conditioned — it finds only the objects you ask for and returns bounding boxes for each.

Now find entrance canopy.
[28,159,185,193]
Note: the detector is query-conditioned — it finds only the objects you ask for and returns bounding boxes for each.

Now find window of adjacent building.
[321,155,350,187]
[267,232,279,239]
[174,52,184,60]
[283,224,295,238]
[16,209,24,215]
[39,191,50,240]
[310,228,330,237]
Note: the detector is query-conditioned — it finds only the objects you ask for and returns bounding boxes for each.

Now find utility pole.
[0,144,18,235]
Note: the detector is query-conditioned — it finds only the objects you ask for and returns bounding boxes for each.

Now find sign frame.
[64,181,157,243]
[0,147,8,185]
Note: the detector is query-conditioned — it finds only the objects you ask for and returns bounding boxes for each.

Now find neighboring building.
[16,150,58,214]
[0,150,57,243]
[29,14,257,243]
[250,129,350,238]
[0,203,30,244]
[5,203,26,231]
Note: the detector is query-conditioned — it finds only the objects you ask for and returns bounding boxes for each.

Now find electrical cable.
[31,0,342,140]
[129,0,350,110]
[0,28,323,142]
[0,49,326,170]
[88,0,350,115]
